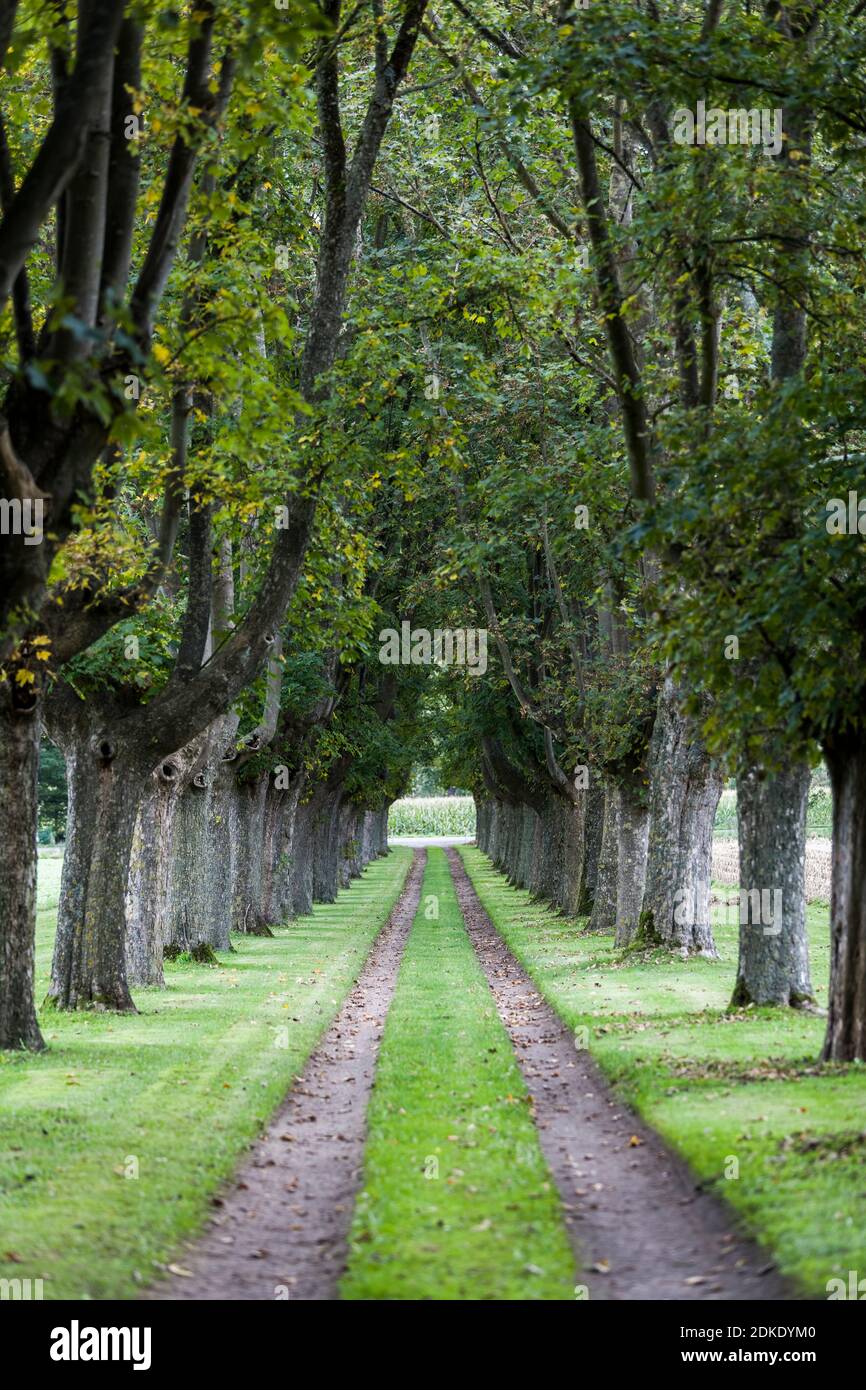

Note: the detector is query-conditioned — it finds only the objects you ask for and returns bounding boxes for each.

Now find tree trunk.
[48,737,144,1011]
[262,773,304,925]
[613,775,650,948]
[821,736,866,1060]
[378,803,390,855]
[0,695,44,1049]
[730,761,813,1008]
[125,761,184,987]
[169,754,235,949]
[338,802,359,887]
[558,794,586,916]
[229,770,271,936]
[290,789,317,918]
[313,789,343,903]
[516,806,538,890]
[639,677,723,955]
[577,777,605,915]
[588,782,618,933]
[504,804,522,880]
[475,796,489,852]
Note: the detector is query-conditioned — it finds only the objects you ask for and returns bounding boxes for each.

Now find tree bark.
[588,782,618,933]
[48,737,145,1011]
[261,773,304,926]
[229,770,271,936]
[821,735,866,1059]
[170,749,235,949]
[0,694,44,1048]
[639,677,723,955]
[613,775,650,947]
[730,761,813,1008]
[125,758,186,987]
[577,777,605,915]
[290,789,317,918]
[313,788,344,903]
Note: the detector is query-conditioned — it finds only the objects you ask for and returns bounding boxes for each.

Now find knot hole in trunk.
[91,735,117,764]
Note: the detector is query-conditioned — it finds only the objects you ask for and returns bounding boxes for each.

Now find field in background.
[713,784,832,840]
[387,786,830,850]
[388,796,476,838]
[714,839,832,902]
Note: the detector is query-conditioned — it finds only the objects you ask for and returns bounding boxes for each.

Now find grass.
[0,846,413,1300]
[388,796,476,838]
[459,844,866,1298]
[340,847,576,1301]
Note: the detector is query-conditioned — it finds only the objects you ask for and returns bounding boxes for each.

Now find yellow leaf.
[14,668,35,685]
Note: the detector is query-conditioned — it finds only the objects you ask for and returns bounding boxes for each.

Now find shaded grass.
[0,847,413,1300]
[340,848,576,1301]
[460,845,866,1298]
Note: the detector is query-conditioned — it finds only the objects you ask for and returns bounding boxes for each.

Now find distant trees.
[37,741,66,839]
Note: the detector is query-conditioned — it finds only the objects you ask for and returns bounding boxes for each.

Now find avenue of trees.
[1,0,866,1066]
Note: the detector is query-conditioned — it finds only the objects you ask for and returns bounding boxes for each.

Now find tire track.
[146,848,425,1302]
[447,848,795,1302]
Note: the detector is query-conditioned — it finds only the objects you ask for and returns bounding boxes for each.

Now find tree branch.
[0,0,127,314]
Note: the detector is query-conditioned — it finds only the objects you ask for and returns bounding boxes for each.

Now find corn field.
[713,784,833,839]
[388,797,476,837]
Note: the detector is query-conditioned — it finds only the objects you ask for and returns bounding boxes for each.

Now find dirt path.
[146,849,425,1302]
[446,849,795,1302]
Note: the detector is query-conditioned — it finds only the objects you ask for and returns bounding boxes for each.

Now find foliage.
[37,741,67,838]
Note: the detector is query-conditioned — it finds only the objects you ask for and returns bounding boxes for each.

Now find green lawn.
[0,846,413,1300]
[340,847,576,1301]
[460,845,866,1298]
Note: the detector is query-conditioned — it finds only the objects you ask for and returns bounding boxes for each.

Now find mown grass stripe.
[340,847,576,1301]
[459,844,866,1297]
[0,847,413,1300]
